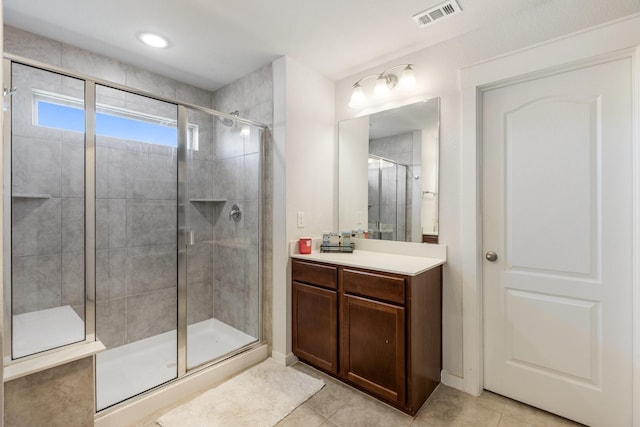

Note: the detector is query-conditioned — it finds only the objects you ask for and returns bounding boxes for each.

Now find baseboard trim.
[271,351,298,366]
[441,370,465,392]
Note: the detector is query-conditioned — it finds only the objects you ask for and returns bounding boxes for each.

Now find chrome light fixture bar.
[349,64,416,108]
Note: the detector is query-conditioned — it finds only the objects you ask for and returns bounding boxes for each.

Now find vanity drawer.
[292,260,338,290]
[342,268,405,305]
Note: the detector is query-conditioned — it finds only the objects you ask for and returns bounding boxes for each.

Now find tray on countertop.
[320,243,355,253]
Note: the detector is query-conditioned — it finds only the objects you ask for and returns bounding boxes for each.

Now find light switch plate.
[297,211,305,228]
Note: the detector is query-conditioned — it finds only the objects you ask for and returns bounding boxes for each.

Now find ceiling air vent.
[412,0,462,28]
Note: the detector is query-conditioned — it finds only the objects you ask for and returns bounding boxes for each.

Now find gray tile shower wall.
[369,132,415,165]
[10,63,86,319]
[184,109,216,328]
[93,100,181,348]
[212,64,273,339]
[4,25,273,353]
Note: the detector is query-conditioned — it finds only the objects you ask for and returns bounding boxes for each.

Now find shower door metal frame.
[2,58,99,362]
[177,105,188,377]
[85,80,97,342]
[2,55,266,387]
[2,58,13,363]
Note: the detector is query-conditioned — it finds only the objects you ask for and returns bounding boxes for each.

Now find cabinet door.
[292,281,338,374]
[341,294,405,404]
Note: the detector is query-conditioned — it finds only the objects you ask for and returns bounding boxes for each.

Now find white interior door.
[482,57,633,426]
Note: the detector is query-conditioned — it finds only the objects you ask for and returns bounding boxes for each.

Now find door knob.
[485,251,498,262]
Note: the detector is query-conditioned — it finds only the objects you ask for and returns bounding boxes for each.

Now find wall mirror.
[338,98,439,243]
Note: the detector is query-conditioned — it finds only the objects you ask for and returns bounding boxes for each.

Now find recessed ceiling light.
[138,32,169,48]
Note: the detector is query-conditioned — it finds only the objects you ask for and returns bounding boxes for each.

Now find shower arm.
[218,110,239,127]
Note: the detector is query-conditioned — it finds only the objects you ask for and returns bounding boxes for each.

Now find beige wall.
[334,4,640,380]
[271,56,335,362]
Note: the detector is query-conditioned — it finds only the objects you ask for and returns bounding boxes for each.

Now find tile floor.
[276,362,582,427]
[139,361,582,427]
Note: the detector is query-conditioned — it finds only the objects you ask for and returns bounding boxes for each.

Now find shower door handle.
[186,230,195,246]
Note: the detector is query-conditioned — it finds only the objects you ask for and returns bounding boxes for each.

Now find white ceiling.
[3,0,637,91]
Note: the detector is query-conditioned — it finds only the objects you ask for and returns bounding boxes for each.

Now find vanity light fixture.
[138,32,170,48]
[349,64,416,108]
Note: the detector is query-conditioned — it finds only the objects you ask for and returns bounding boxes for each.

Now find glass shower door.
[395,164,408,242]
[368,156,399,240]
[7,57,266,412]
[95,85,179,410]
[378,158,398,240]
[184,107,260,370]
[8,63,87,359]
[367,157,381,238]
[367,156,408,241]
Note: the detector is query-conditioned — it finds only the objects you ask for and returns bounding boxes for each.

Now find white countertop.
[291,250,445,276]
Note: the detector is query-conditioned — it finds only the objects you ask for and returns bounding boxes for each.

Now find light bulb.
[399,65,416,89]
[138,32,169,48]
[373,75,390,98]
[349,84,366,108]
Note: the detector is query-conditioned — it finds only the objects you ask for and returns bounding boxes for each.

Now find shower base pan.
[12,305,85,358]
[96,318,256,410]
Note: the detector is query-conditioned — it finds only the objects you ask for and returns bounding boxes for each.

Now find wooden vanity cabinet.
[341,291,406,404]
[291,260,339,374]
[291,258,443,415]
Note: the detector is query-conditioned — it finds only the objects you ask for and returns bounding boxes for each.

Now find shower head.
[218,110,239,127]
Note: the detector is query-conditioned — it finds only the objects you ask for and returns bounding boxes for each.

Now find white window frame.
[32,89,199,150]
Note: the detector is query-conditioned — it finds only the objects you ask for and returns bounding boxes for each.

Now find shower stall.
[367,154,408,241]
[3,58,265,411]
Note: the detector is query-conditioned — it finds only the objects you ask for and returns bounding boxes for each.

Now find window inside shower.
[4,60,263,411]
[33,90,200,150]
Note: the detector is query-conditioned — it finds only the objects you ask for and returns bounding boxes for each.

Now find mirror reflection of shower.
[338,98,440,243]
[367,154,409,241]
